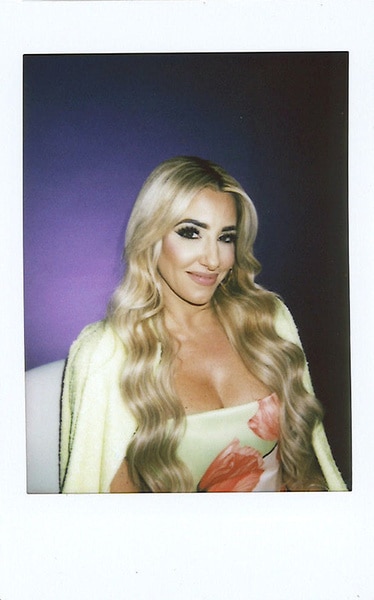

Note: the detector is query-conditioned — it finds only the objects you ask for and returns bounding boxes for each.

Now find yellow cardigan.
[59,302,347,493]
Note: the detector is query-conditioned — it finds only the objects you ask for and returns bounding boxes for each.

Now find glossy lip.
[186,271,219,286]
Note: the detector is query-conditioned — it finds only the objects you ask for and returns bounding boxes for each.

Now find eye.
[219,232,237,244]
[175,226,200,239]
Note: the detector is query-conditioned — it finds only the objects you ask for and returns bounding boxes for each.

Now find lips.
[186,271,219,286]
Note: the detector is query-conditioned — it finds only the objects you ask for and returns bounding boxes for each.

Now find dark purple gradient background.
[23,53,350,486]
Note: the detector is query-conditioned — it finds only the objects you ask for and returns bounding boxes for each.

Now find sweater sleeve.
[59,321,108,491]
[312,422,347,491]
[59,320,136,493]
[273,298,348,491]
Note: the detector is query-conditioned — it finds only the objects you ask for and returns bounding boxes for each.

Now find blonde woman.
[60,156,347,493]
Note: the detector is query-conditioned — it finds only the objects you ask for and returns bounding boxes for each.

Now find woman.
[59,156,347,493]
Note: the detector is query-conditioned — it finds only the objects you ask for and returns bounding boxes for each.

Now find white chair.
[25,359,66,493]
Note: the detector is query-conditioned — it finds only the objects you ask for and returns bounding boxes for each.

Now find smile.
[186,271,219,286]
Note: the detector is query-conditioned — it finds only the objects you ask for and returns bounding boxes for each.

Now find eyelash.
[175,226,236,244]
[176,226,200,239]
[219,232,237,244]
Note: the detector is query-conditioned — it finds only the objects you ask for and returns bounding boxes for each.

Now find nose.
[200,238,220,271]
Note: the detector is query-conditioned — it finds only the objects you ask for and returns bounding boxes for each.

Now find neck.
[161,282,216,332]
[165,302,214,332]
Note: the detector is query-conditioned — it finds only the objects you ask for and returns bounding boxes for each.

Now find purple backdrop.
[23,53,350,485]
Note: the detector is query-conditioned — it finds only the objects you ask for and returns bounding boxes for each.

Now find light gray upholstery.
[25,359,65,493]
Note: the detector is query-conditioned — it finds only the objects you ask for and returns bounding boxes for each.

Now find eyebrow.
[175,219,237,232]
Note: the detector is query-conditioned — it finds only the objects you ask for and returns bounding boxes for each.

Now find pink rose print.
[198,439,264,492]
[248,393,280,441]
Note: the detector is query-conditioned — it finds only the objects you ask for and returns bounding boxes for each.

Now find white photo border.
[1,1,373,598]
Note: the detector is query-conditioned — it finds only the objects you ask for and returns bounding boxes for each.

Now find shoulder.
[273,297,302,346]
[67,319,126,375]
[272,296,314,392]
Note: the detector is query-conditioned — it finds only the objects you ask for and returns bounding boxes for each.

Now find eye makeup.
[175,220,237,243]
[218,232,237,244]
[176,225,200,239]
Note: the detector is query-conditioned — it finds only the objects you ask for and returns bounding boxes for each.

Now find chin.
[185,292,216,306]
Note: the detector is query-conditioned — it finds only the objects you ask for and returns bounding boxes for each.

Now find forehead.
[183,188,237,224]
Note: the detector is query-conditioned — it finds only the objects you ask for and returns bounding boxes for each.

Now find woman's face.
[157,187,237,309]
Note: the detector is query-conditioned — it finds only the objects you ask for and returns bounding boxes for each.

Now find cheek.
[159,236,192,270]
[222,245,236,269]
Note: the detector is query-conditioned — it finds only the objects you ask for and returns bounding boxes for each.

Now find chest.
[172,329,271,414]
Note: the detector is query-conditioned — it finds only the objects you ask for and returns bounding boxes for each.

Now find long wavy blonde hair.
[108,156,326,492]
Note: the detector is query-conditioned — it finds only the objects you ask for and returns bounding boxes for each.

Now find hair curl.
[108,156,326,492]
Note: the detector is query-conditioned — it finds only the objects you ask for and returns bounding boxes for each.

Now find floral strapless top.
[177,393,283,492]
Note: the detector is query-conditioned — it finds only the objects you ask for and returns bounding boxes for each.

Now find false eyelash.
[219,233,237,244]
[175,226,200,239]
